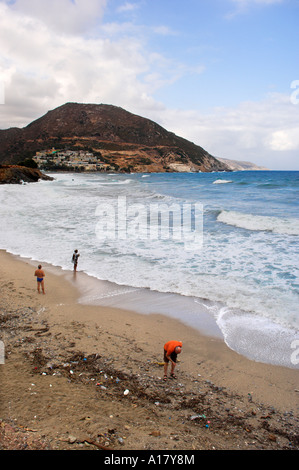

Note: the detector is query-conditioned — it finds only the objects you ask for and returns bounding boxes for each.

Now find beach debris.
[123,389,130,396]
[190,414,206,421]
[98,385,107,390]
[150,430,161,437]
[2,300,298,452]
[83,439,113,450]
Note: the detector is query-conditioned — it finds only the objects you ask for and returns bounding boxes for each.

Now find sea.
[0,170,298,369]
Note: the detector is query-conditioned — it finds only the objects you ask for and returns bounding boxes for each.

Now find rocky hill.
[0,103,230,173]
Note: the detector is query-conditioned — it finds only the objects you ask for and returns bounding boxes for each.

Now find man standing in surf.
[72,249,80,272]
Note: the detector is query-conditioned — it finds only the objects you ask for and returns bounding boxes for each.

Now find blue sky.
[0,0,298,169]
[106,0,298,109]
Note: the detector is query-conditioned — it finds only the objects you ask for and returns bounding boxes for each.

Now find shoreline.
[0,249,298,450]
[65,268,224,340]
[71,271,299,370]
[3,246,298,369]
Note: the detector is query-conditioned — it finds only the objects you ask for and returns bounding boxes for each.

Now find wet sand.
[0,249,298,450]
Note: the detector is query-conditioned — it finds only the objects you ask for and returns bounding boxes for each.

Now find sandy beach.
[0,249,298,451]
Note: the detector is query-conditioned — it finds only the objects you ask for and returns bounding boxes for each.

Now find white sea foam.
[217,210,299,235]
[96,179,133,185]
[216,309,299,368]
[212,179,233,184]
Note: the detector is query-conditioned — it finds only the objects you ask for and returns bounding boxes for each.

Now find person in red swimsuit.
[163,340,182,381]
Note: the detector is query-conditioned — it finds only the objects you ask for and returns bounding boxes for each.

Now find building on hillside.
[33,149,110,171]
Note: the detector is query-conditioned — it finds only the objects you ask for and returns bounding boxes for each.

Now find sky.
[0,0,298,170]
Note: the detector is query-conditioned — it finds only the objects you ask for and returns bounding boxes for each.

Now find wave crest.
[217,210,299,235]
[213,179,233,184]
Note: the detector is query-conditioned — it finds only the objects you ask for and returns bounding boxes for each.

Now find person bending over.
[163,340,182,381]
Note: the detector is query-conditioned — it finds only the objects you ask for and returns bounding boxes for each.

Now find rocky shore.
[0,165,53,185]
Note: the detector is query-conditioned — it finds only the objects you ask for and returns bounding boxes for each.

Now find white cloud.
[153,93,299,170]
[0,1,161,125]
[0,1,203,127]
[227,0,284,18]
[117,2,140,14]
[7,0,107,34]
[152,25,178,36]
[231,0,283,4]
[0,1,298,170]
[266,128,299,151]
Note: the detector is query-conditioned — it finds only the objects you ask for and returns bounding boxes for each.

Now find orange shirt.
[164,341,182,355]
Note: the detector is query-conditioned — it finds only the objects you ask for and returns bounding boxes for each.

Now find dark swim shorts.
[164,349,177,363]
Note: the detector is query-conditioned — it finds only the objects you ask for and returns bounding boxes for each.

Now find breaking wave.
[217,210,299,235]
[212,179,233,184]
